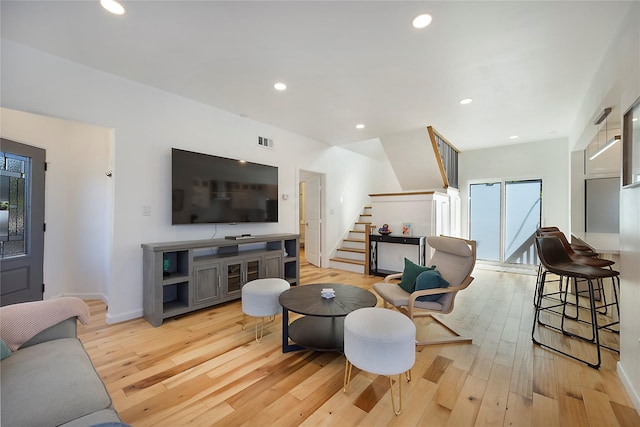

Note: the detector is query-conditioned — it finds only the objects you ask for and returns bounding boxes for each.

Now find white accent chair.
[373,235,476,346]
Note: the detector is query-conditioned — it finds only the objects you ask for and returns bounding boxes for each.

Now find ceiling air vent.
[257,136,274,149]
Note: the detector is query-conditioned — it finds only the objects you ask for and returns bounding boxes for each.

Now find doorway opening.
[299,170,324,268]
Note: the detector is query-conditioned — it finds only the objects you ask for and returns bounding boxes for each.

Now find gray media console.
[141,233,300,327]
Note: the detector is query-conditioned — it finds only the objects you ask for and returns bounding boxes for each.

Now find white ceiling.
[0,1,631,152]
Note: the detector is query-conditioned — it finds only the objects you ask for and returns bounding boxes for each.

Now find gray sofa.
[1,312,123,426]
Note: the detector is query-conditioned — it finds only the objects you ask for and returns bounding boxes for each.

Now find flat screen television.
[171,148,278,224]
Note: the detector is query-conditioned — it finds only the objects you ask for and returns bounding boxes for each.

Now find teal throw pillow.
[1,339,11,360]
[415,269,449,302]
[398,258,435,293]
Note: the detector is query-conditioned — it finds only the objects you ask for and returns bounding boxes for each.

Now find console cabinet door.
[225,261,243,298]
[224,257,263,299]
[193,262,222,306]
[245,257,262,283]
[263,252,283,278]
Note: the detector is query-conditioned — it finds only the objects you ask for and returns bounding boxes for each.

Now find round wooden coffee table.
[279,283,377,352]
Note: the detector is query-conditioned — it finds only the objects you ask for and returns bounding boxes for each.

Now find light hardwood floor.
[78,260,640,426]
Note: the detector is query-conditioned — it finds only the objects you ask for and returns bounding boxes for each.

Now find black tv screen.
[172,148,278,224]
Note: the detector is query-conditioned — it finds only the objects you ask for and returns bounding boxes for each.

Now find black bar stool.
[537,226,596,255]
[532,235,620,369]
[537,229,615,315]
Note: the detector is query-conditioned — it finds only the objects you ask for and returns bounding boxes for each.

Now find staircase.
[329,206,372,274]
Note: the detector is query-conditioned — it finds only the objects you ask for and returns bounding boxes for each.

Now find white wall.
[459,138,571,237]
[568,1,640,411]
[0,39,397,323]
[370,192,450,272]
[0,108,112,301]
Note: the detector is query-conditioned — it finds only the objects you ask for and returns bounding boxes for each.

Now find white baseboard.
[106,309,143,324]
[617,361,640,414]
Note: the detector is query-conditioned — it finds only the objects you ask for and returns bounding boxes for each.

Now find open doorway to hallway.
[298,170,324,267]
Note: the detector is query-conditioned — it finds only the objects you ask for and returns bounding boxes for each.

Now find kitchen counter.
[571,232,620,255]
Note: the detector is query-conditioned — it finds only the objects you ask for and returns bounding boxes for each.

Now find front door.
[0,139,46,305]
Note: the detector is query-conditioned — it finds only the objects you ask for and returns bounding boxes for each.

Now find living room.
[1,0,639,424]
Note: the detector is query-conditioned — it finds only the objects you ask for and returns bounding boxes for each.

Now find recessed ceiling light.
[355,124,365,129]
[509,135,519,140]
[100,0,125,15]
[412,14,432,29]
[459,98,473,105]
[633,117,638,122]
[274,82,287,91]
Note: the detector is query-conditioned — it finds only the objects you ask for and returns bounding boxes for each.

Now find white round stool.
[241,278,290,342]
[343,307,416,415]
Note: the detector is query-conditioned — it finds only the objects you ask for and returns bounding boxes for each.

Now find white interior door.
[303,173,321,267]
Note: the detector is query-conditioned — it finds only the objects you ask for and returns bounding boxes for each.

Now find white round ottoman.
[343,307,416,415]
[241,278,290,342]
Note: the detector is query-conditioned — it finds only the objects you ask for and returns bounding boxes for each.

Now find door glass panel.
[226,262,242,293]
[470,183,501,262]
[504,180,541,265]
[0,152,29,259]
[246,259,259,281]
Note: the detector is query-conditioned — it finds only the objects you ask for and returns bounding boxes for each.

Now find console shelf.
[142,233,300,327]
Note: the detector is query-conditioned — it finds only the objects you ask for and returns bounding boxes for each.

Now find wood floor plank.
[381,378,439,427]
[601,368,636,407]
[423,355,453,384]
[557,394,589,427]
[474,363,512,427]
[300,373,370,427]
[470,355,494,382]
[119,373,215,426]
[532,392,560,427]
[434,366,468,410]
[510,330,535,399]
[494,339,516,368]
[610,400,640,427]
[418,400,452,426]
[532,355,558,400]
[446,374,487,426]
[75,263,637,427]
[553,354,583,400]
[353,375,390,413]
[289,352,347,401]
[503,392,533,427]
[581,387,621,427]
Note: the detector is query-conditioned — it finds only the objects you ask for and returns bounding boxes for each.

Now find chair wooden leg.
[414,315,473,346]
[242,313,247,330]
